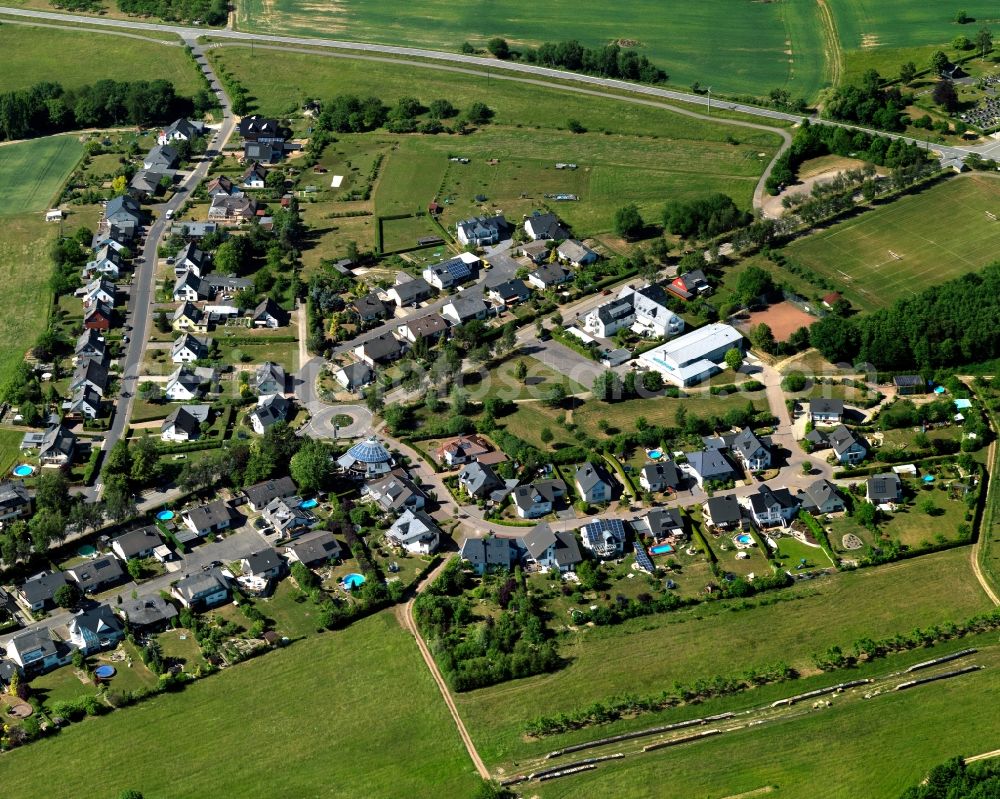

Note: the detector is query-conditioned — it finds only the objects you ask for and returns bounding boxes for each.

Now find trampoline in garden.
[94,665,116,679]
[342,573,366,590]
[12,464,34,477]
[157,510,175,521]
[300,498,318,509]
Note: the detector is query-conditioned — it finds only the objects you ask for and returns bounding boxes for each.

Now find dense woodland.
[116,0,227,25]
[809,262,1000,371]
[899,757,1000,799]
[0,79,209,141]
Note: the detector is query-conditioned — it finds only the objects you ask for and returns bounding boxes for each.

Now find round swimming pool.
[77,544,96,558]
[12,464,34,477]
[300,498,318,509]
[94,665,116,679]
[342,573,366,590]
[735,533,753,545]
[157,510,175,521]
[647,449,663,460]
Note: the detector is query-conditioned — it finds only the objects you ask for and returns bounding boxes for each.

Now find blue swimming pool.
[342,573,366,590]
[77,544,96,558]
[650,544,674,555]
[157,510,175,521]
[736,534,753,545]
[300,498,318,509]
[923,475,935,483]
[94,665,116,679]
[648,449,663,460]
[12,464,34,477]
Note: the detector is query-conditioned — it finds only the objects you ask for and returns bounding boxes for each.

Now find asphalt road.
[3,6,1000,162]
[92,38,236,499]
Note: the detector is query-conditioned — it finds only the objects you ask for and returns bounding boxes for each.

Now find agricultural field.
[785,174,1000,312]
[1,612,479,799]
[531,646,1000,798]
[455,546,992,763]
[0,23,205,95]
[232,0,828,99]
[0,136,83,216]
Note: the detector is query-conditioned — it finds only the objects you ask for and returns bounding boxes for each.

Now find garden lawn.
[0,136,83,216]
[0,23,204,94]
[233,0,828,99]
[0,427,25,473]
[465,355,587,404]
[572,393,768,438]
[3,612,479,799]
[455,546,993,763]
[784,174,1000,312]
[256,579,325,639]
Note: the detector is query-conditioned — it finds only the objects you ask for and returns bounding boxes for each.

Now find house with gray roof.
[111,526,163,561]
[68,604,124,654]
[116,594,178,632]
[556,239,598,266]
[66,556,125,594]
[521,523,582,572]
[579,517,627,558]
[129,169,163,200]
[183,499,235,537]
[66,385,102,420]
[827,424,867,465]
[387,275,434,307]
[103,194,142,229]
[283,529,342,567]
[254,361,286,395]
[488,279,532,307]
[511,479,566,519]
[71,358,109,397]
[172,570,229,609]
[0,480,31,522]
[866,473,903,508]
[459,461,503,500]
[352,292,390,322]
[6,627,71,675]
[165,366,207,401]
[639,460,682,493]
[809,398,844,424]
[355,332,406,366]
[143,144,179,171]
[262,495,316,536]
[158,117,204,145]
[528,262,572,290]
[75,328,107,362]
[171,333,211,363]
[796,479,845,515]
[423,253,479,290]
[685,449,738,488]
[460,536,518,574]
[173,301,208,332]
[386,509,441,555]
[575,461,614,504]
[363,473,427,513]
[17,570,69,611]
[173,270,212,302]
[252,297,290,328]
[730,427,772,472]
[39,424,76,467]
[702,494,744,530]
[334,361,375,393]
[243,476,298,511]
[636,507,685,540]
[396,313,448,344]
[743,485,800,528]
[161,404,210,442]
[442,293,489,326]
[524,212,570,241]
[250,393,291,434]
[456,214,510,246]
[241,547,285,580]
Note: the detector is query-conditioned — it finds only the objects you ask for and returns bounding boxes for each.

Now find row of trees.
[662,193,752,241]
[0,79,197,141]
[825,68,911,131]
[485,38,668,84]
[315,93,493,136]
[808,262,1000,370]
[116,0,227,25]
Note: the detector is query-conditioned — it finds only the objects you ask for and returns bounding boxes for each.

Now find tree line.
[0,79,198,141]
[314,94,493,137]
[484,38,668,84]
[116,0,227,25]
[809,262,1000,370]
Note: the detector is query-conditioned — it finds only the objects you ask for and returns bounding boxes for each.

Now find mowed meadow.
[0,613,480,799]
[234,0,829,99]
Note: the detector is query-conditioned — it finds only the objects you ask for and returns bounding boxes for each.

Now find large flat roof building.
[638,323,744,387]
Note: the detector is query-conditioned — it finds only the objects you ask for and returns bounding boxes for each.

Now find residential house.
[575,461,614,504]
[174,242,210,277]
[385,509,441,555]
[83,301,114,331]
[261,496,316,536]
[39,424,76,467]
[6,627,71,676]
[637,507,685,540]
[172,570,229,609]
[666,269,711,301]
[241,161,268,188]
[893,375,926,396]
[355,333,406,367]
[435,434,495,468]
[702,495,744,530]
[743,485,800,528]
[685,449,737,488]
[243,476,298,512]
[171,333,211,363]
[170,221,218,240]
[423,253,480,290]
[67,604,124,654]
[337,437,394,480]
[241,548,285,580]
[524,212,570,241]
[172,301,208,333]
[0,480,32,522]
[619,284,685,338]
[165,366,208,401]
[251,297,290,328]
[103,194,142,231]
[116,595,178,633]
[511,479,566,519]
[387,275,434,308]
[519,239,551,265]
[521,523,582,572]
[161,404,210,442]
[84,245,123,279]
[239,115,285,143]
[441,294,489,326]
[460,535,518,575]
[129,169,163,200]
[243,140,282,163]
[283,529,342,567]
[250,393,291,434]
[866,473,903,508]
[487,279,532,307]
[583,296,634,338]
[828,424,867,465]
[82,277,116,307]
[173,270,212,303]
[396,314,448,345]
[556,239,598,266]
[75,329,107,362]
[208,194,257,223]
[455,214,510,246]
[352,293,390,322]
[183,499,234,537]
[17,570,68,612]
[796,479,846,515]
[334,362,374,393]
[459,461,503,499]
[111,526,163,562]
[65,386,102,420]
[730,427,772,472]
[363,473,427,513]
[809,398,844,424]
[143,144,179,171]
[579,517,627,558]
[528,263,572,290]
[639,460,682,493]
[158,117,204,145]
[206,175,239,198]
[253,362,286,395]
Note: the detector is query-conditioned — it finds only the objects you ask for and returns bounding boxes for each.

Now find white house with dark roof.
[241,548,285,581]
[575,461,614,504]
[165,366,207,401]
[385,509,441,555]
[579,517,627,558]
[423,252,480,290]
[17,570,69,612]
[243,476,298,510]
[355,332,406,366]
[334,362,375,393]
[172,570,229,609]
[556,239,598,266]
[866,473,903,509]
[456,214,509,246]
[459,461,503,499]
[174,241,210,277]
[729,427,772,472]
[173,270,212,303]
[524,212,570,241]
[387,275,434,308]
[742,485,800,528]
[511,479,566,519]
[183,499,234,537]
[702,495,744,530]
[0,480,31,522]
[38,424,76,467]
[66,556,125,594]
[250,393,291,434]
[809,398,844,424]
[158,117,204,145]
[68,604,124,654]
[161,404,210,442]
[521,523,582,571]
[442,294,489,326]
[528,263,572,290]
[283,529,342,567]
[363,473,427,512]
[635,507,685,540]
[685,449,738,488]
[796,479,845,515]
[171,333,211,363]
[6,627,71,675]
[639,460,682,493]
[396,314,448,345]
[827,424,867,465]
[112,526,163,562]
[252,297,290,328]
[116,594,178,632]
[460,536,518,574]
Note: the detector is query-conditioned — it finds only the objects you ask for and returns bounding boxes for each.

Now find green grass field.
[785,174,1000,312]
[0,427,26,473]
[2,612,479,799]
[233,0,828,99]
[0,136,83,216]
[455,547,992,763]
[0,23,205,95]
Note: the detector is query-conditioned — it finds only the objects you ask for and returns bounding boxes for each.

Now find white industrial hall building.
[638,323,744,387]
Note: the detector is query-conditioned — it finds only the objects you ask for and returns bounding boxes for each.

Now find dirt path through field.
[815,0,843,93]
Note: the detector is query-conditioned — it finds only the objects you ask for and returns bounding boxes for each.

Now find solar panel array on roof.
[583,518,626,557]
[632,541,655,574]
